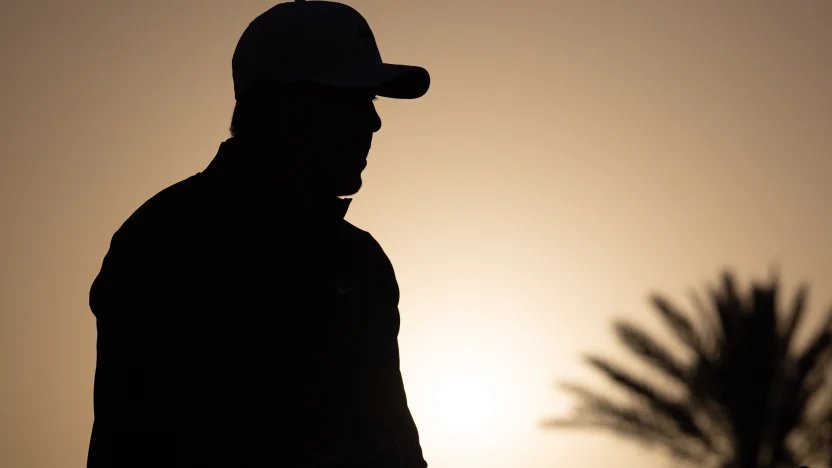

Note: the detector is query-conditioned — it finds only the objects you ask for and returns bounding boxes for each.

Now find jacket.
[86,138,427,468]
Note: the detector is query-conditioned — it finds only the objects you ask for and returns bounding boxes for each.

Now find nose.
[369,102,381,133]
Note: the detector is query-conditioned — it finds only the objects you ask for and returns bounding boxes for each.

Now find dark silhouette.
[87,2,430,467]
[542,268,832,468]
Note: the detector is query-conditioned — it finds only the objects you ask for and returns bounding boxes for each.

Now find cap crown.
[232,1,383,98]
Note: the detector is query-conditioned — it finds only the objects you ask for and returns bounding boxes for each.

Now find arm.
[89,227,181,467]
[365,233,428,468]
[382,337,428,468]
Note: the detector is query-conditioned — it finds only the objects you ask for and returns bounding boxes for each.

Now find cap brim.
[310,63,430,99]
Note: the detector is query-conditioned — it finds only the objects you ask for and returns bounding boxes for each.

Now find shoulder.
[91,176,202,311]
[339,220,398,285]
[112,175,202,246]
[98,175,206,276]
[340,221,380,250]
[340,221,391,263]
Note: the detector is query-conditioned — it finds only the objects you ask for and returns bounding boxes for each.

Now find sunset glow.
[3,1,832,468]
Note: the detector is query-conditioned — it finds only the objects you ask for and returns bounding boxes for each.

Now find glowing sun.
[434,374,494,433]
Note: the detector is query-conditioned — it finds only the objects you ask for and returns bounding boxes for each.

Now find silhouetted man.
[87,1,430,467]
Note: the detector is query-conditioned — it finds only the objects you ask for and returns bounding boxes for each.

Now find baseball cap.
[232,0,430,100]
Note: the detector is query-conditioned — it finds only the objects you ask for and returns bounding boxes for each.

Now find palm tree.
[542,269,832,468]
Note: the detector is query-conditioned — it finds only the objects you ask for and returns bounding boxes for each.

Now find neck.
[229,136,333,201]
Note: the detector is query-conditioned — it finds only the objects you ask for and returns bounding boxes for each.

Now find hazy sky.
[1,1,831,467]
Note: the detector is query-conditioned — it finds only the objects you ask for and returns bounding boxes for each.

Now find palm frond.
[689,288,722,359]
[773,306,832,434]
[613,320,688,384]
[545,382,709,464]
[795,307,832,385]
[583,355,713,448]
[780,282,808,356]
[788,385,832,465]
[542,382,664,435]
[545,268,832,468]
[712,271,746,352]
[649,295,705,357]
[748,280,779,353]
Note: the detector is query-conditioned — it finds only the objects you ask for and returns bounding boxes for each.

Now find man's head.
[229,81,381,197]
[229,0,429,198]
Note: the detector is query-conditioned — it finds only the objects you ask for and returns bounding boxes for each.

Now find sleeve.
[88,226,183,467]
[90,227,158,410]
[383,336,429,468]
[365,234,428,468]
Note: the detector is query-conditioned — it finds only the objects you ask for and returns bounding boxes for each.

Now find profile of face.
[253,83,382,197]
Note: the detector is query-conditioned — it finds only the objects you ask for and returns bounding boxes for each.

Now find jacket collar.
[200,138,352,220]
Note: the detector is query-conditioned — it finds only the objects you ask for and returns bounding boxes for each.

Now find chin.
[333,177,363,197]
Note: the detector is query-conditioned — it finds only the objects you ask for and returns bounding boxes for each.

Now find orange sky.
[1,1,831,467]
